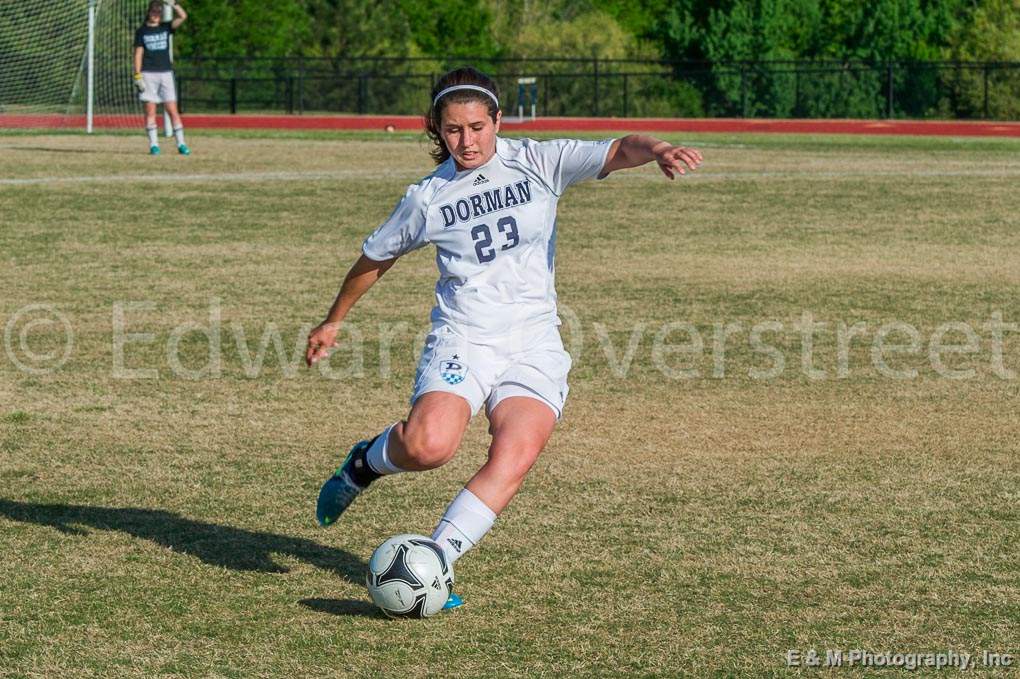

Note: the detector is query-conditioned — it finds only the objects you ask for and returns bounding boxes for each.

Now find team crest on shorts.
[439,359,467,385]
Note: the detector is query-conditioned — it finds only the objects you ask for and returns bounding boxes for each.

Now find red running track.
[2,113,1019,137]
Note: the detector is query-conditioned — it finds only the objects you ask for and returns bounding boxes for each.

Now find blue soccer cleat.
[177,143,190,156]
[149,145,160,156]
[442,592,463,611]
[316,439,376,527]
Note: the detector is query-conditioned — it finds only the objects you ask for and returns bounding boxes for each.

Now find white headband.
[432,85,499,110]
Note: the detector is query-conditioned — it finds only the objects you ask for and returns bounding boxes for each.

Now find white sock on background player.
[432,487,496,564]
[146,125,158,147]
[174,126,186,146]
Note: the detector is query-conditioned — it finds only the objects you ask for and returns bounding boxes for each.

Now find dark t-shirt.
[134,22,175,72]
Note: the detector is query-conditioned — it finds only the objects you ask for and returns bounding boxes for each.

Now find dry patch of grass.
[1,131,1018,677]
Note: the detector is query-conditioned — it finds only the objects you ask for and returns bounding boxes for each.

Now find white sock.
[173,126,185,146]
[432,488,497,564]
[146,125,158,146]
[364,423,404,475]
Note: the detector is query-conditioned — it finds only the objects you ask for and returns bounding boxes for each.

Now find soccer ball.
[366,534,454,618]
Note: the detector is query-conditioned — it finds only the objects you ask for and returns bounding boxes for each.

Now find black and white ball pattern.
[366,534,454,618]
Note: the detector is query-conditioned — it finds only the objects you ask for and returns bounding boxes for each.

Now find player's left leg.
[431,395,556,565]
[164,100,183,129]
[163,100,189,155]
[431,324,569,570]
[470,396,557,513]
[160,70,187,155]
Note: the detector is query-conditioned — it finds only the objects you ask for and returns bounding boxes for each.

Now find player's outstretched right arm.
[306,254,398,366]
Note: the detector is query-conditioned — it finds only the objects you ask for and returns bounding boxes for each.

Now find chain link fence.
[173,57,1020,120]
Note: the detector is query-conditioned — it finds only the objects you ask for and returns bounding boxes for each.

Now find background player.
[133,0,188,156]
[307,67,701,607]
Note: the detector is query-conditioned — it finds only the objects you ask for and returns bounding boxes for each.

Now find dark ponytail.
[424,67,500,165]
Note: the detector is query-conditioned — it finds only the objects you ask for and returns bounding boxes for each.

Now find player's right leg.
[316,392,471,526]
[143,101,159,155]
[316,325,494,526]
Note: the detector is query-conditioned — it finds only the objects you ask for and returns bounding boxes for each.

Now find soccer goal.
[0,0,149,131]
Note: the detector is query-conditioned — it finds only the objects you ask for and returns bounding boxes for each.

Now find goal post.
[162,0,173,137]
[86,0,96,133]
[0,0,148,132]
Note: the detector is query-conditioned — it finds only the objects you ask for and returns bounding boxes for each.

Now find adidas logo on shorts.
[472,174,489,186]
[447,538,463,552]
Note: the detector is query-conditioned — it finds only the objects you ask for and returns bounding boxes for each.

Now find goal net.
[0,0,149,131]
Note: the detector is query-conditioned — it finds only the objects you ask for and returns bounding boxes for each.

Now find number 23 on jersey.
[470,216,520,263]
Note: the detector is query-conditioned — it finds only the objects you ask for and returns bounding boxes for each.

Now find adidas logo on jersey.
[447,538,463,552]
[472,174,489,186]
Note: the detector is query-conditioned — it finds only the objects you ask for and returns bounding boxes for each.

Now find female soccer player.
[307,67,701,607]
[133,0,188,155]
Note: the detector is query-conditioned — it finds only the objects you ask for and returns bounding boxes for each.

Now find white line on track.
[1,168,1019,187]
[0,170,407,186]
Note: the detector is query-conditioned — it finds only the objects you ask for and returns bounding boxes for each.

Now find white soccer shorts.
[411,324,572,419]
[139,71,177,104]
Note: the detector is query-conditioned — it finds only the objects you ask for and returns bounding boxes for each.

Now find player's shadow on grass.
[298,597,385,619]
[0,498,365,582]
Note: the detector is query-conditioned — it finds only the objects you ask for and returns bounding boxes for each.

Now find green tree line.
[168,0,1018,117]
[2,0,1015,117]
[174,0,1018,65]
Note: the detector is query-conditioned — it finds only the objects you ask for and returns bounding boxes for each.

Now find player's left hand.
[655,145,702,180]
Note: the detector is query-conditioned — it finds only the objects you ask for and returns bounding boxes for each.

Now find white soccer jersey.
[363,136,614,343]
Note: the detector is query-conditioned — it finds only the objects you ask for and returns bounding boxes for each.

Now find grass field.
[1,129,1018,678]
